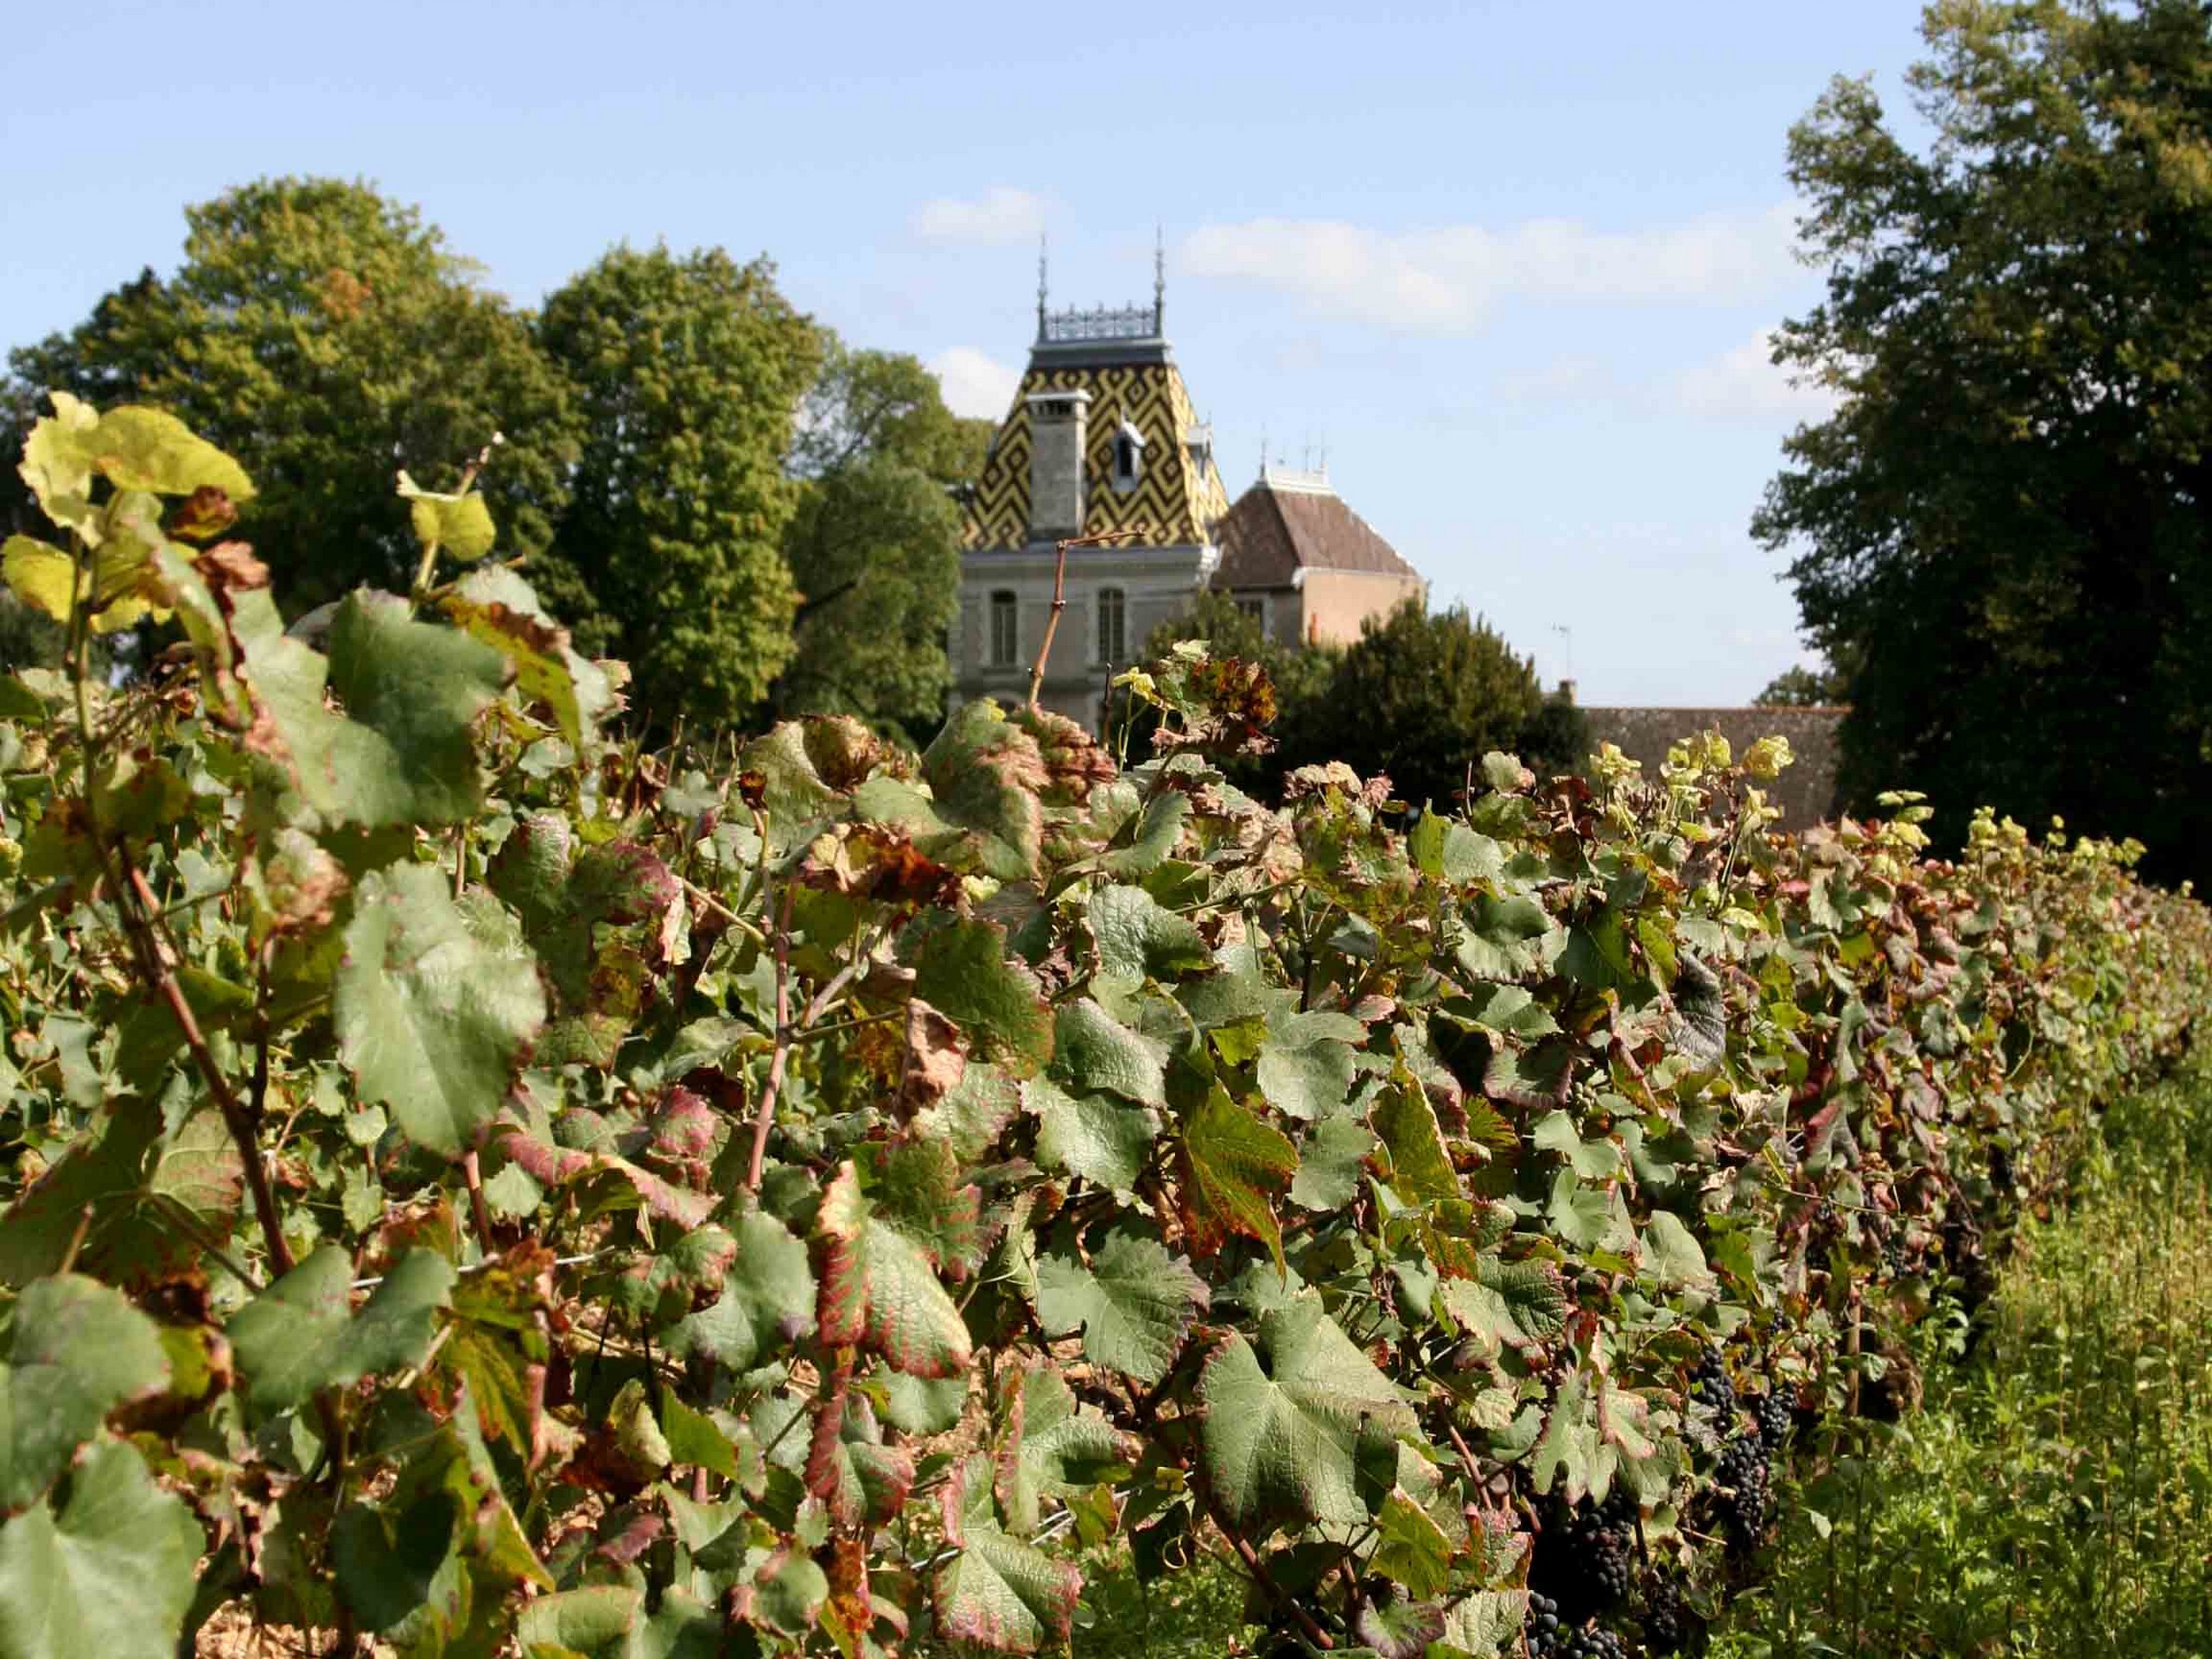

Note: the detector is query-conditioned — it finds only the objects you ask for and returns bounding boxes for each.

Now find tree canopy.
[772,345,990,742]
[4,178,576,613]
[1759,0,2212,881]
[536,245,823,730]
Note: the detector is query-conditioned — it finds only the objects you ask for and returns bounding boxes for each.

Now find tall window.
[989,590,1018,667]
[1111,421,1144,494]
[1096,587,1126,664]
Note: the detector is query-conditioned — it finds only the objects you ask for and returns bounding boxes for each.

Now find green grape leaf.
[1033,1227,1208,1384]
[1639,1211,1713,1289]
[1088,885,1211,982]
[228,1246,455,1414]
[1546,1167,1616,1251]
[0,1443,202,1659]
[331,1488,465,1639]
[1255,1009,1363,1122]
[1052,998,1166,1106]
[1439,1256,1567,1356]
[1484,1038,1576,1109]
[1451,982,1560,1039]
[397,472,496,563]
[665,1211,816,1370]
[1529,1111,1621,1179]
[1176,1087,1298,1264]
[1291,1109,1377,1211]
[1097,790,1191,879]
[1198,1294,1418,1536]
[1455,893,1553,982]
[932,1453,1082,1654]
[518,1586,643,1657]
[999,1367,1136,1534]
[233,588,505,828]
[913,918,1052,1077]
[0,1275,169,1511]
[1031,1081,1160,1191]
[1370,1487,1455,1599]
[1531,1370,1602,1503]
[336,862,545,1155]
[1437,1590,1525,1657]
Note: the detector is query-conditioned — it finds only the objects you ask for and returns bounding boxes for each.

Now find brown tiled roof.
[1214,479,1421,588]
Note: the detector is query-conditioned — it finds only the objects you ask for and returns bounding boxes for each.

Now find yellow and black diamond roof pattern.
[962,360,1230,550]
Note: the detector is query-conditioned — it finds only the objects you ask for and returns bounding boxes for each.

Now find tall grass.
[1717,1053,2212,1656]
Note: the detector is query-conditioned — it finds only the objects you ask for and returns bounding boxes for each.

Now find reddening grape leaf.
[932,1453,1081,1654]
[1176,1086,1298,1265]
[442,565,613,748]
[817,1163,972,1379]
[920,701,1046,880]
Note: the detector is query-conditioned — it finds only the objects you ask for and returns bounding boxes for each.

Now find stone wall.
[1580,706,1847,832]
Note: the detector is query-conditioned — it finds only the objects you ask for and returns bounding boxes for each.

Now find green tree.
[1754,662,1848,708]
[1758,0,2212,880]
[1292,601,1557,808]
[4,178,576,612]
[535,245,821,730]
[772,345,988,742]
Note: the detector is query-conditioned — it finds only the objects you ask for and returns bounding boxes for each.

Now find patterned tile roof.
[961,354,1230,550]
[1214,474,1421,588]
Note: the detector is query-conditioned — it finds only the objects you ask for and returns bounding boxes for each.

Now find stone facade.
[1211,467,1425,646]
[1580,705,1847,832]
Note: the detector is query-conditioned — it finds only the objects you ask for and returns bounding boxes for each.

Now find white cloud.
[1180,206,1798,334]
[1676,329,1839,423]
[912,187,1048,246]
[931,347,1021,421]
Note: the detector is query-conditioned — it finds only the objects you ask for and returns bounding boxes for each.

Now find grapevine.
[0,397,2202,1656]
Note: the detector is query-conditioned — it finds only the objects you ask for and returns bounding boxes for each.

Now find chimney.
[1027,389,1090,542]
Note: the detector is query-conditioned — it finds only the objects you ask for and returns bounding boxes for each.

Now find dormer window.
[1110,419,1146,494]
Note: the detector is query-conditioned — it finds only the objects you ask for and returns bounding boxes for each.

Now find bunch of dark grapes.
[1688,1344,1733,1417]
[1638,1570,1703,1656]
[1531,1484,1637,1617]
[1524,1594,1626,1659]
[1753,1389,1792,1459]
[1715,1432,1770,1552]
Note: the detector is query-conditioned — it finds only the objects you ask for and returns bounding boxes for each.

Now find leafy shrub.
[0,398,2202,1656]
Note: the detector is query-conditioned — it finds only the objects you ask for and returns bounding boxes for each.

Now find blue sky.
[0,0,1936,704]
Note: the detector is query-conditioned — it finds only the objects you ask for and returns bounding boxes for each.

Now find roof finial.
[1153,224,1166,334]
[1258,427,1268,480]
[1037,234,1049,340]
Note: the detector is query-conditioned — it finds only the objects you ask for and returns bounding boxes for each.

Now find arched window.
[1110,420,1145,494]
[989,590,1019,667]
[1096,587,1127,665]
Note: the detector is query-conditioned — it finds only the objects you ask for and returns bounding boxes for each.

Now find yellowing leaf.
[84,406,255,501]
[398,471,496,563]
[2,537,77,622]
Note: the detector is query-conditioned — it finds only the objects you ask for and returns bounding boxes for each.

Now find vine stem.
[124,861,296,1277]
[1027,531,1137,711]
[743,882,797,1196]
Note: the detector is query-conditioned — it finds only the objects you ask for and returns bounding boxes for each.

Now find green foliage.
[1716,1057,2212,1656]
[0,399,2205,1659]
[535,244,821,729]
[1761,0,2212,883]
[1751,662,1846,709]
[775,344,987,741]
[4,178,576,610]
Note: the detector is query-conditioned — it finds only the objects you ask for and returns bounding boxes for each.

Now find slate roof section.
[1215,475,1422,588]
